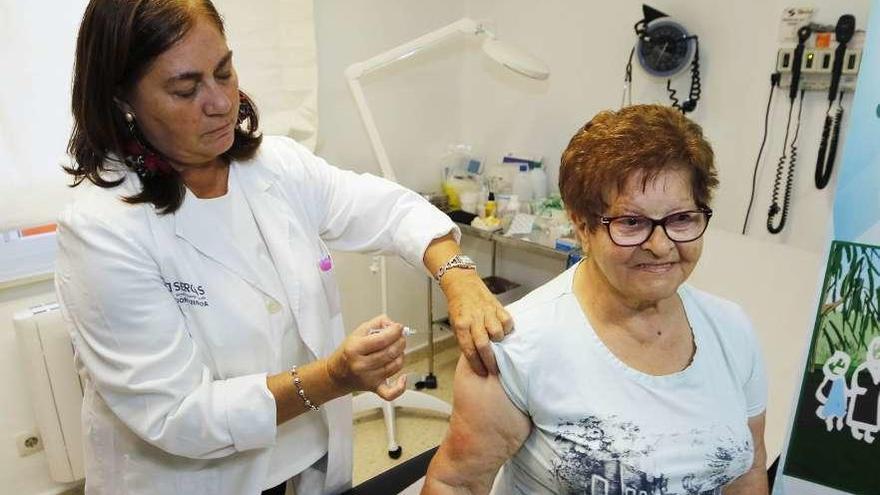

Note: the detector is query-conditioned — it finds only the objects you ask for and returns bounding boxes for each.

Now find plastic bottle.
[485,192,497,218]
[512,164,533,202]
[500,194,520,232]
[529,162,548,201]
[476,183,489,217]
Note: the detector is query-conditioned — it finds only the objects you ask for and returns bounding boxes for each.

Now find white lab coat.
[55,136,457,495]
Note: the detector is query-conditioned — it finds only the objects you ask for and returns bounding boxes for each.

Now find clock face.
[637,19,694,77]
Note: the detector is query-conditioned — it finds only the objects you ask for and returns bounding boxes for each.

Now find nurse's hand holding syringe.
[326,314,414,400]
[267,314,414,425]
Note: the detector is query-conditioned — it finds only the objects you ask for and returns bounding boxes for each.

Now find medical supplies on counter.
[433,145,579,253]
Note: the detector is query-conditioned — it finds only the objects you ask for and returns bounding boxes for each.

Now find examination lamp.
[345,16,549,335]
[345,17,550,182]
[344,17,549,458]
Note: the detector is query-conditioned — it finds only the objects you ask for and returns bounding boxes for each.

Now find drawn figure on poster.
[847,336,880,444]
[815,350,852,431]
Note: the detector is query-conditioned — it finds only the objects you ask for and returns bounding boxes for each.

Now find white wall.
[315,0,467,189]
[461,0,872,253]
[0,1,86,231]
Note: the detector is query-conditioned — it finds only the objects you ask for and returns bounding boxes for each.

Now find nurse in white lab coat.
[57,1,511,494]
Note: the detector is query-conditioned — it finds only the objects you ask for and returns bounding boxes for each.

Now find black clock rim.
[636,19,695,78]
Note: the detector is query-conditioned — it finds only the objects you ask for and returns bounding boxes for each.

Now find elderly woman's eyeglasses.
[598,208,713,247]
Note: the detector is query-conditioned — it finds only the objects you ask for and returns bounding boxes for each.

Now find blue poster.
[775,2,880,494]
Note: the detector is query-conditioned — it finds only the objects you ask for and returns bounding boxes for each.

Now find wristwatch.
[434,254,477,281]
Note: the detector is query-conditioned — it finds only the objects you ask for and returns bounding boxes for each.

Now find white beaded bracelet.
[290,365,319,411]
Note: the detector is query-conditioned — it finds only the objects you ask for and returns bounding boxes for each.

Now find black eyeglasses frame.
[598,207,713,247]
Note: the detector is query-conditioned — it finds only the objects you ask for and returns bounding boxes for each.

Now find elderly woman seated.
[422,105,769,495]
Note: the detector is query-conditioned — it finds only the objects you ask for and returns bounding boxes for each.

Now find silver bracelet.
[290,365,319,411]
[434,254,477,281]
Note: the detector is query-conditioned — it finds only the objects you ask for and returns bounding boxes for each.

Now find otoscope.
[815,14,856,189]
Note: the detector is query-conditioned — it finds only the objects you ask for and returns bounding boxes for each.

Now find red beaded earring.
[123,112,174,178]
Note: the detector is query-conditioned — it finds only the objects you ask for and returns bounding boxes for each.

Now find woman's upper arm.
[748,413,767,468]
[423,356,530,494]
[737,309,768,418]
[724,413,769,495]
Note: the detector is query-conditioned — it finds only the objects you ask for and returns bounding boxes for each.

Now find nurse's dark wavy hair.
[66,0,262,214]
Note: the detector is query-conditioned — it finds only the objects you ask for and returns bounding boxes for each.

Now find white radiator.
[13,302,85,483]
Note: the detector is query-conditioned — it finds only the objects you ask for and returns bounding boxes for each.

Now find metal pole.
[426,276,435,376]
[491,239,498,277]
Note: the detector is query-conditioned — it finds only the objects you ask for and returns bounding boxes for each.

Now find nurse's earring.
[122,111,173,178]
[237,92,250,124]
[237,90,258,135]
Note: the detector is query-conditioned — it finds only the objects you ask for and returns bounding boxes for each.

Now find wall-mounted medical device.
[814,15,857,190]
[764,25,812,235]
[775,27,861,93]
[623,4,701,113]
[742,13,865,236]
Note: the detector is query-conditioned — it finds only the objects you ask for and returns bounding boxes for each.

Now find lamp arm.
[343,17,492,313]
[344,17,487,183]
[345,20,484,313]
[345,75,397,182]
[345,18,482,80]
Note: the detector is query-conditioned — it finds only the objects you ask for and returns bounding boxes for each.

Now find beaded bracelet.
[290,365,319,411]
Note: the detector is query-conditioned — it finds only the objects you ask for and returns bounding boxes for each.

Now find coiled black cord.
[826,102,844,172]
[666,79,681,110]
[815,91,845,189]
[766,103,794,232]
[684,38,701,112]
[767,89,805,234]
[742,72,780,234]
[666,36,700,114]
[622,46,635,107]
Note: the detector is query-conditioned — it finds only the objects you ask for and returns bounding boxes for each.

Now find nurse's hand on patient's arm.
[267,314,407,425]
[424,233,513,377]
[421,356,530,495]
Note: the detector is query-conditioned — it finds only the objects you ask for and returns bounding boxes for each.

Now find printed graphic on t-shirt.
[550,415,752,495]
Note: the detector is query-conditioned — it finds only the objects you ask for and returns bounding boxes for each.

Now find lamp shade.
[481,38,550,80]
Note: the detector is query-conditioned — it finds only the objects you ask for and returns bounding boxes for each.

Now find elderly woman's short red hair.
[559,104,718,230]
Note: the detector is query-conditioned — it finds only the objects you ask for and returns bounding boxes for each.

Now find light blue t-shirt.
[492,263,767,495]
